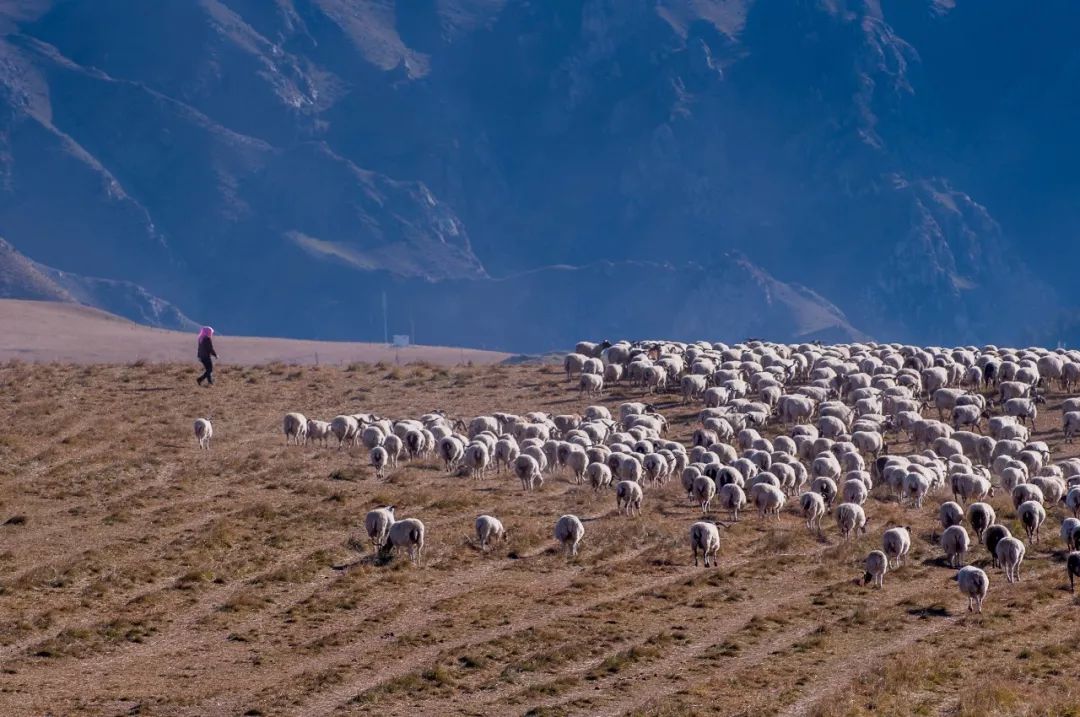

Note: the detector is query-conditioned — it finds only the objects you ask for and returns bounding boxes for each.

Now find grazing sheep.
[475,515,506,551]
[810,476,839,507]
[364,506,395,549]
[718,483,747,522]
[984,525,1012,568]
[1011,483,1044,510]
[1018,500,1047,543]
[800,491,826,532]
[883,527,911,568]
[692,476,717,514]
[863,550,888,588]
[370,446,389,479]
[690,521,721,567]
[283,412,307,445]
[616,480,644,517]
[330,415,360,448]
[966,502,996,541]
[842,478,869,506]
[554,515,585,557]
[1067,552,1080,592]
[382,518,425,565]
[751,483,786,521]
[1067,486,1080,517]
[1061,517,1080,550]
[513,454,544,491]
[587,462,613,492]
[939,501,965,531]
[194,418,212,450]
[438,436,466,473]
[957,565,989,613]
[835,503,867,540]
[463,442,491,480]
[579,373,604,397]
[306,419,332,446]
[995,537,1026,583]
[941,525,970,567]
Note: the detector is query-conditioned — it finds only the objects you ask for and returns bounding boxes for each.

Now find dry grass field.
[2,360,1080,716]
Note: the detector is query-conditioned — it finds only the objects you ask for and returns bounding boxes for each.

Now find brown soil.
[0,360,1078,717]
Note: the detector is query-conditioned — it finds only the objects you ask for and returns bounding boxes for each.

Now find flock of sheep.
[192,338,1080,613]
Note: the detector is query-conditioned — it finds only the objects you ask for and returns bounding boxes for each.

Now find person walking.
[196,326,218,386]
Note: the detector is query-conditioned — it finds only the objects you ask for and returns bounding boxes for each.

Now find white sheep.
[283,412,307,445]
[383,518,425,565]
[554,514,585,557]
[957,565,989,613]
[438,436,465,473]
[1018,500,1046,543]
[1062,517,1080,550]
[475,515,507,551]
[616,480,644,517]
[587,462,613,492]
[751,483,785,521]
[835,503,867,540]
[194,418,213,450]
[841,478,869,506]
[799,491,826,532]
[938,501,964,530]
[463,442,491,480]
[513,454,543,491]
[1068,552,1080,592]
[941,525,970,567]
[579,373,604,397]
[689,521,721,567]
[305,419,332,446]
[995,536,1026,583]
[965,502,996,541]
[692,475,717,513]
[364,506,395,549]
[370,445,389,479]
[882,526,911,568]
[863,550,888,588]
[718,483,747,522]
[330,415,360,448]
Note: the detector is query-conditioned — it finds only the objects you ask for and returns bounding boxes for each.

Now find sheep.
[1003,397,1039,428]
[383,434,403,467]
[1067,486,1080,517]
[382,518,425,565]
[587,462,613,492]
[438,436,465,472]
[842,478,869,506]
[330,415,360,448]
[305,419,332,446]
[364,506,395,549]
[939,501,965,531]
[554,515,585,557]
[882,527,911,568]
[835,503,867,540]
[1068,552,1080,592]
[956,565,989,613]
[996,537,1026,583]
[283,412,308,445]
[966,502,996,541]
[1012,483,1044,510]
[681,374,708,404]
[903,471,931,508]
[579,373,604,397]
[799,491,826,532]
[1018,500,1047,543]
[360,424,386,450]
[475,515,507,551]
[194,418,212,450]
[950,473,993,505]
[984,524,1012,568]
[810,476,839,507]
[718,483,747,522]
[616,480,644,517]
[690,521,721,567]
[564,352,587,381]
[863,550,888,588]
[1062,517,1080,550]
[463,442,491,480]
[494,437,520,473]
[370,445,389,479]
[751,483,786,521]
[1064,411,1080,442]
[941,525,970,567]
[692,476,717,514]
[513,454,544,491]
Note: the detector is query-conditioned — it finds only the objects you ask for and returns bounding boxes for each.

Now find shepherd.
[196,326,218,386]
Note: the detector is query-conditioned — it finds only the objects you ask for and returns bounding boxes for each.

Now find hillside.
[0,1,1073,348]
[0,300,508,365]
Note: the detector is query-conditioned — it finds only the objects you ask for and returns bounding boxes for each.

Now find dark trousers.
[198,357,214,384]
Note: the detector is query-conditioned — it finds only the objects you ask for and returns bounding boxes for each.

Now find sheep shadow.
[906,604,951,619]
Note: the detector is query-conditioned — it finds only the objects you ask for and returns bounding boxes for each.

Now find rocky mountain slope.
[0,1,1071,350]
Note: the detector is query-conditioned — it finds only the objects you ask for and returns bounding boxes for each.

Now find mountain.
[0,1,1072,350]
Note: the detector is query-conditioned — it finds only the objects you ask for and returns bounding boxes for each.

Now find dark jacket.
[197,336,217,361]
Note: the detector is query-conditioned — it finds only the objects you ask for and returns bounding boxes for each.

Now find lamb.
[690,521,721,567]
[194,418,213,450]
[554,514,585,557]
[995,536,1026,583]
[984,524,1012,568]
[835,503,867,540]
[370,445,389,479]
[475,515,507,551]
[882,526,911,568]
[382,518,425,565]
[616,480,644,517]
[364,506,395,549]
[966,502,996,541]
[1068,552,1080,592]
[956,565,989,613]
[799,491,826,532]
[692,476,717,514]
[863,550,888,588]
[283,412,308,445]
[718,483,747,521]
[513,454,544,491]
[938,501,965,531]
[305,419,332,446]
[941,525,970,567]
[1018,500,1047,543]
[587,462,613,492]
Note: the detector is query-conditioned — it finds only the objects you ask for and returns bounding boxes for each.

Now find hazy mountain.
[0,1,1072,350]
